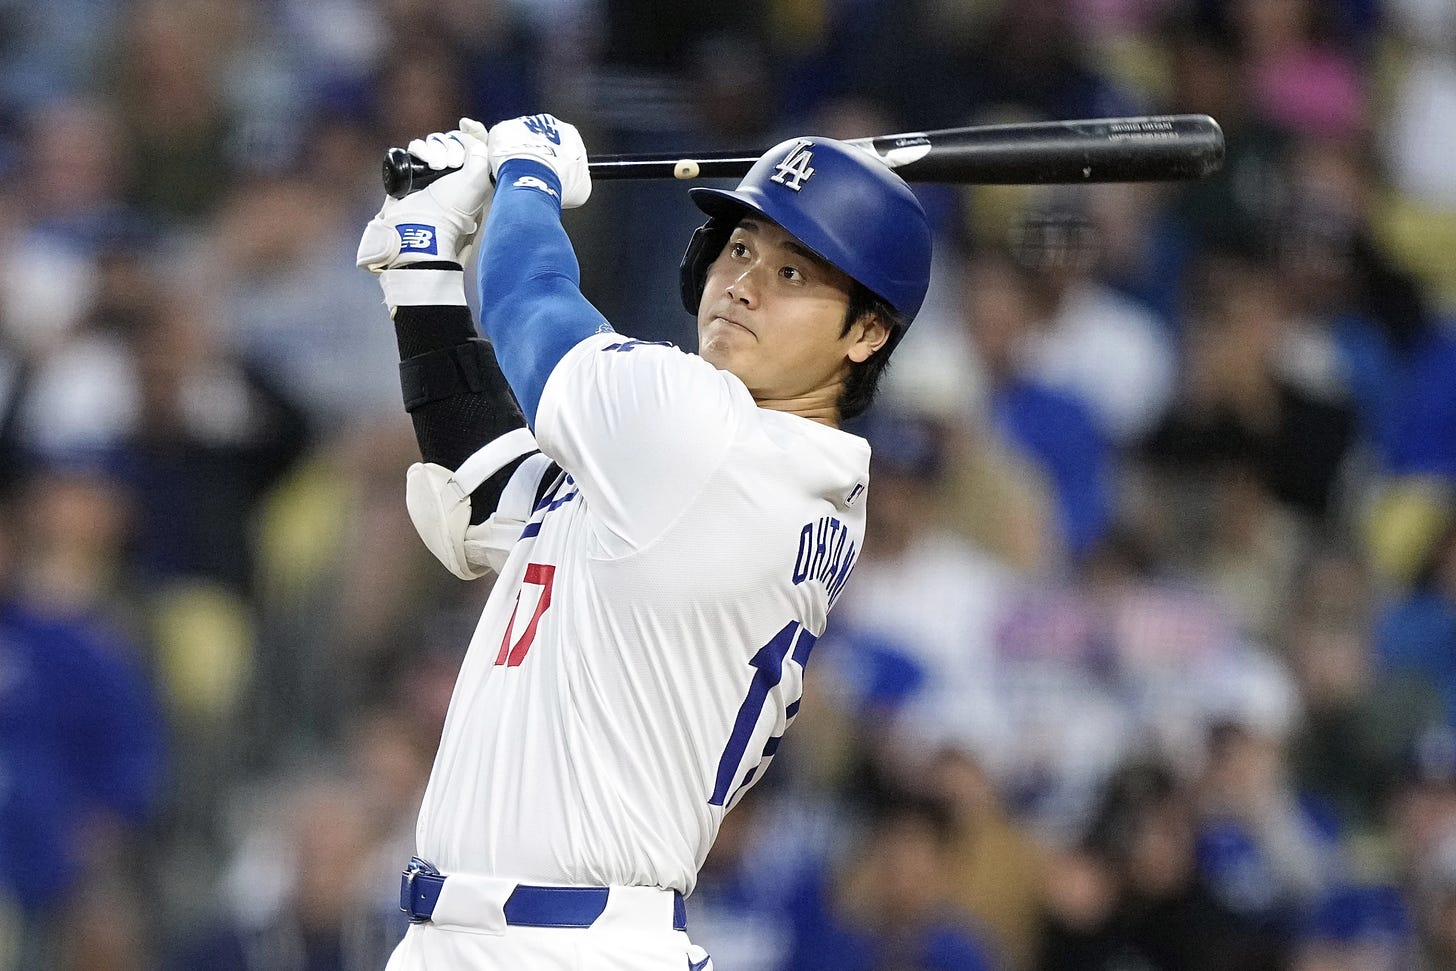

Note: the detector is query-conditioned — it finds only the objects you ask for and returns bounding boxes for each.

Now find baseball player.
[354,113,932,969]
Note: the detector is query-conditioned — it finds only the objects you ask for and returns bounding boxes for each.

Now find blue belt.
[400,858,687,931]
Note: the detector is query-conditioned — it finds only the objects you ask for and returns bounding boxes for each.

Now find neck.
[751,371,846,427]
[754,392,841,427]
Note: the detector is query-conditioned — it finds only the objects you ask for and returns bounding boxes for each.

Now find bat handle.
[382,146,744,196]
[382,147,445,199]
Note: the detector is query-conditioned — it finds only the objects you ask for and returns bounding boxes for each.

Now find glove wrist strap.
[382,266,467,307]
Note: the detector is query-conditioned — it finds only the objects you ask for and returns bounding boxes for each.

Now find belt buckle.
[400,857,439,923]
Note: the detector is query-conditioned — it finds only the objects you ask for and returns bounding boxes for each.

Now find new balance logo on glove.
[398,224,438,253]
[524,115,562,147]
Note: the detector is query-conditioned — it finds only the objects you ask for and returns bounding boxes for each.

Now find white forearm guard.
[405,428,545,580]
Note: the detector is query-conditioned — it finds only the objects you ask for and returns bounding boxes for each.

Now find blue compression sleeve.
[476,159,612,424]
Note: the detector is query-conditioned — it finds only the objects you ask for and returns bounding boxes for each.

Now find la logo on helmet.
[770,141,816,191]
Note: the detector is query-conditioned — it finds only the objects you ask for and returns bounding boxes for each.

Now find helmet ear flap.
[678,217,735,315]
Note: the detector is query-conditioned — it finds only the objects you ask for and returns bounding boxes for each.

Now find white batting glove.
[356,118,492,272]
[487,114,591,209]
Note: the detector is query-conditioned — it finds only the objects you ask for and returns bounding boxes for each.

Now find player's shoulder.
[550,331,756,411]
[555,331,724,378]
[534,331,759,493]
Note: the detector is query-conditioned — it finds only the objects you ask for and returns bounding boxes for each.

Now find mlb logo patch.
[398,224,438,254]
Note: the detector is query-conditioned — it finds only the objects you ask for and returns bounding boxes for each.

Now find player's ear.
[845,311,891,364]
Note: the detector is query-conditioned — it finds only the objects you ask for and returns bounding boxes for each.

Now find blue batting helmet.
[679,136,933,335]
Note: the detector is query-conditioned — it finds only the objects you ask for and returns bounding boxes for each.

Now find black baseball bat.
[382,114,1223,199]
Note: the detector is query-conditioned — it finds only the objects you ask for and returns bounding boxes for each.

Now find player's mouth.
[713,314,757,339]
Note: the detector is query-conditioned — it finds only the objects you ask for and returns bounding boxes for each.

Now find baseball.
[674,159,700,180]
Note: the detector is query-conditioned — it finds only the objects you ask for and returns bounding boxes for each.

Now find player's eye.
[780,265,805,282]
[729,241,749,259]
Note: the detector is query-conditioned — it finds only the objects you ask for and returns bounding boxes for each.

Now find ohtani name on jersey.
[791,515,857,607]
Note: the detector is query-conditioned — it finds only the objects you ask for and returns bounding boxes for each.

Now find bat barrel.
[880,114,1224,184]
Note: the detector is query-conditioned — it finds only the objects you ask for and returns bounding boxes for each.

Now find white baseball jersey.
[414,331,869,895]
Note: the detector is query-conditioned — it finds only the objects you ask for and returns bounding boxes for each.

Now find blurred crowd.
[2,0,1456,968]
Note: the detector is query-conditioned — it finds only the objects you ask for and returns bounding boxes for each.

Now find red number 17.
[494,563,556,667]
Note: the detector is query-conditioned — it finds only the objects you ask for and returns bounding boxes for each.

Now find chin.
[702,344,756,387]
[698,333,735,368]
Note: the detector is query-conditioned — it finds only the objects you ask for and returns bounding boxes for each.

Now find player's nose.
[725,265,759,307]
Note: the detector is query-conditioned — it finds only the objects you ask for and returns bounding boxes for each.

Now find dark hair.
[837,282,903,421]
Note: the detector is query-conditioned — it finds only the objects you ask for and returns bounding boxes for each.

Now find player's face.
[697,218,888,416]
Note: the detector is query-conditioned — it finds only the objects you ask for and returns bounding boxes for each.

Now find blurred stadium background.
[3,0,1456,968]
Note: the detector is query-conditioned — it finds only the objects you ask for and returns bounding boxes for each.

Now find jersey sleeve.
[533,332,746,553]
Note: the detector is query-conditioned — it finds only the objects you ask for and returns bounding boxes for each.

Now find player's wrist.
[487,115,591,209]
[382,266,467,307]
[358,214,472,272]
[495,158,565,210]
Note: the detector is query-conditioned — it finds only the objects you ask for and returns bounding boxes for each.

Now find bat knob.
[673,159,700,180]
[383,146,446,199]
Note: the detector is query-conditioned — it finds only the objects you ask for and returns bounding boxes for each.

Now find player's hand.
[356,118,492,273]
[487,114,591,209]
